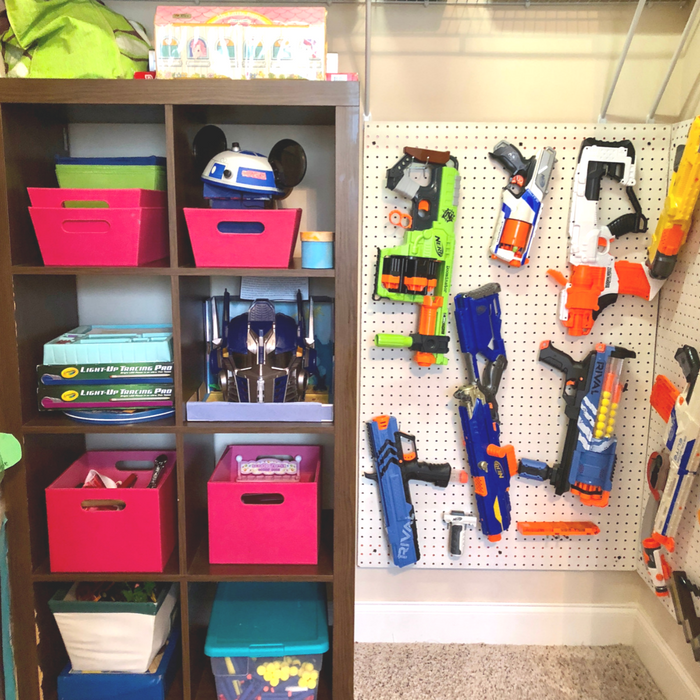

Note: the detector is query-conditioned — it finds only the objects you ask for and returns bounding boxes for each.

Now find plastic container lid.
[55,156,166,167]
[204,582,329,657]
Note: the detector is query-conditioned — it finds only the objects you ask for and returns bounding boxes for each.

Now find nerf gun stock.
[550,138,663,336]
[489,141,556,268]
[453,284,517,542]
[647,345,700,553]
[518,341,636,507]
[374,147,460,367]
[648,117,700,279]
[366,415,451,567]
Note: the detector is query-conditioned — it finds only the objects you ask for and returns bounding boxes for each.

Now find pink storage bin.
[184,208,302,268]
[45,451,176,573]
[208,445,320,565]
[28,188,168,267]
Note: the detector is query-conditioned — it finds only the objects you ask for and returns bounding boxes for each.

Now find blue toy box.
[57,625,180,700]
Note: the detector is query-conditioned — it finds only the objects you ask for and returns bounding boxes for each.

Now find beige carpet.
[354,643,665,700]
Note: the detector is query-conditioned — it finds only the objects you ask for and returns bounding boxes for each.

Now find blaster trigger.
[547,269,568,287]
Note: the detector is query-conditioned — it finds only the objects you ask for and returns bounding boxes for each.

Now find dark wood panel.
[173,104,335,127]
[187,582,217,698]
[13,275,78,425]
[2,104,66,266]
[331,104,360,700]
[12,260,171,275]
[22,414,178,434]
[0,80,359,107]
[32,547,180,582]
[32,583,68,700]
[177,259,335,277]
[183,421,335,434]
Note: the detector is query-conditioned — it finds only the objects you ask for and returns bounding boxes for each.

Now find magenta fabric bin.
[28,188,168,266]
[183,208,301,268]
[45,451,177,573]
[208,445,320,565]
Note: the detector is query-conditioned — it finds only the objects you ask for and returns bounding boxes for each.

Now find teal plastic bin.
[56,157,167,191]
[205,582,328,700]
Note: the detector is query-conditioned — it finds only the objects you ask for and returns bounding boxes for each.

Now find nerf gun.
[374,147,460,367]
[646,345,700,554]
[489,141,556,268]
[647,116,700,280]
[443,510,478,556]
[642,537,672,598]
[366,415,451,567]
[670,571,700,662]
[549,138,663,336]
[518,341,636,507]
[452,283,517,542]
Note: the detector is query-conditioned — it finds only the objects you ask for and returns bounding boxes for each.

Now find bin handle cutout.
[115,459,161,471]
[62,200,109,209]
[81,499,126,511]
[62,220,111,234]
[241,493,284,505]
[217,221,265,235]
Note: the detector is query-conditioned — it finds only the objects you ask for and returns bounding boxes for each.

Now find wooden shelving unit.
[0,80,359,700]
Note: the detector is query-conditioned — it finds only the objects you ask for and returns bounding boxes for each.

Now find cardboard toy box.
[155,6,326,80]
[39,384,174,411]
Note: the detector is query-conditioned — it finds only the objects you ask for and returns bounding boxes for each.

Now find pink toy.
[45,451,176,573]
[184,208,301,268]
[28,188,168,267]
[208,445,320,565]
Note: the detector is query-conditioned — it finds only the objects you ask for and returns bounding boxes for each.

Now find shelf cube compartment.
[208,445,320,565]
[49,582,178,673]
[28,188,168,266]
[45,450,177,573]
[183,207,301,268]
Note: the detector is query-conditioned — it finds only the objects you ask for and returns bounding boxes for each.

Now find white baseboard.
[634,608,700,700]
[355,601,637,645]
[355,601,700,700]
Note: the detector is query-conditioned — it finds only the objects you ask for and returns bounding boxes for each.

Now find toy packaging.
[39,384,174,411]
[38,363,174,386]
[155,6,326,80]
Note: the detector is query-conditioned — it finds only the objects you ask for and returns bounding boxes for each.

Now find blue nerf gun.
[519,341,636,507]
[366,415,451,567]
[452,283,517,543]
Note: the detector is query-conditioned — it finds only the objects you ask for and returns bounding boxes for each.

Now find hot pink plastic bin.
[208,445,320,565]
[45,451,176,573]
[184,208,302,268]
[28,188,168,267]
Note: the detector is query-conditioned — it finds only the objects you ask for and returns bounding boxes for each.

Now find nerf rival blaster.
[489,141,556,268]
[519,341,635,507]
[374,147,460,367]
[366,415,451,567]
[646,345,700,554]
[549,138,663,336]
[453,283,517,542]
[648,116,700,279]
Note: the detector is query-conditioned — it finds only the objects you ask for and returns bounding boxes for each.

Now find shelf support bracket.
[364,0,372,121]
[646,0,700,123]
[599,0,647,123]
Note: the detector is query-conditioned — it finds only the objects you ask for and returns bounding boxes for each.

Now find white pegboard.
[358,121,672,569]
[637,119,700,608]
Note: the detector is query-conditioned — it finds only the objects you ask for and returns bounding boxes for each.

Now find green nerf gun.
[373,147,460,367]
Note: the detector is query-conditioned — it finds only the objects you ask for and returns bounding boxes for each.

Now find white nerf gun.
[488,141,556,268]
[548,138,664,336]
[647,345,700,555]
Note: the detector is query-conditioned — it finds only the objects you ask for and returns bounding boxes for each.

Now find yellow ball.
[310,670,319,680]
[603,390,611,398]
[610,409,617,418]
[257,665,266,675]
[611,403,619,410]
[270,678,279,687]
[303,663,314,672]
[595,430,604,439]
[598,405,608,415]
[605,430,613,437]
[309,680,317,690]
[274,661,282,669]
[596,421,605,431]
[601,398,610,407]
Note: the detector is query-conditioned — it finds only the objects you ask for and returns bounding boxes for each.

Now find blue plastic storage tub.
[205,582,328,700]
[57,625,180,700]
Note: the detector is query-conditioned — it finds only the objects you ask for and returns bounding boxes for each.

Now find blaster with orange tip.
[452,283,516,543]
[373,147,460,367]
[642,537,672,597]
[518,341,636,507]
[646,345,700,554]
[648,116,700,280]
[549,138,664,336]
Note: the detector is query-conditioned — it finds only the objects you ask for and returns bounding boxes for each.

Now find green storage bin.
[55,157,167,191]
